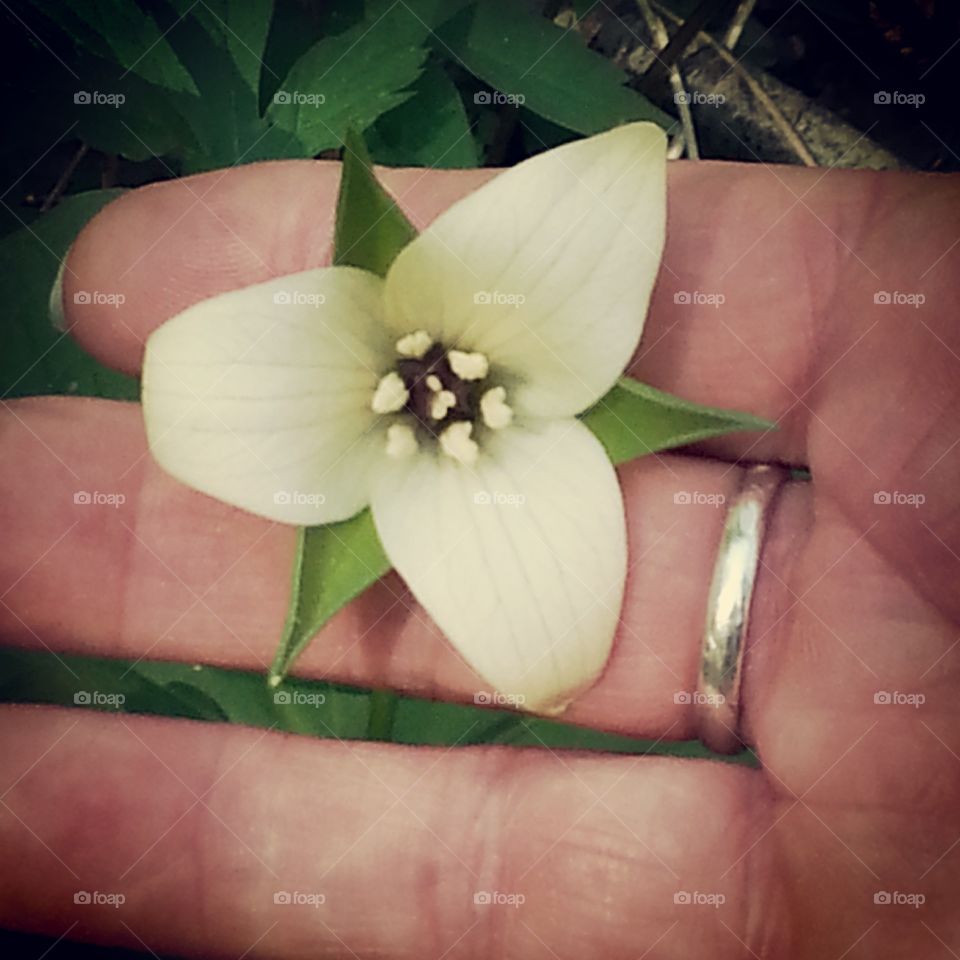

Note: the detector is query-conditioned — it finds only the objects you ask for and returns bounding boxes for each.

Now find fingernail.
[48,246,70,332]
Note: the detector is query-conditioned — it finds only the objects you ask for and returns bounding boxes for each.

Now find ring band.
[696,464,787,754]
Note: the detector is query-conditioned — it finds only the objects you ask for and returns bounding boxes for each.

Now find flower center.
[370,330,513,465]
[398,342,477,433]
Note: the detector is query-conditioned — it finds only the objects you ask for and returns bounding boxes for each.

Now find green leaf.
[15,0,309,173]
[366,62,480,169]
[1,189,138,400]
[258,0,342,113]
[438,1,674,135]
[151,7,308,174]
[177,0,274,95]
[270,130,417,686]
[267,7,431,154]
[367,688,401,741]
[581,378,776,465]
[152,680,230,723]
[365,0,472,24]
[269,511,392,685]
[333,128,418,275]
[30,0,199,95]
[0,647,755,762]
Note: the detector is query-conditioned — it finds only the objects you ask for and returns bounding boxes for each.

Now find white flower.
[142,123,667,713]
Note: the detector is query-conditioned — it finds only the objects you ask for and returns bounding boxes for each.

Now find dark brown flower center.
[396,343,478,434]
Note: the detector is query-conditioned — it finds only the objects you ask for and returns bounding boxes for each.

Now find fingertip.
[63,160,345,375]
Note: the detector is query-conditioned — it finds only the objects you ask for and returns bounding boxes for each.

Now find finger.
[61,159,843,464]
[0,396,806,740]
[59,156,960,622]
[63,161,494,375]
[0,705,792,959]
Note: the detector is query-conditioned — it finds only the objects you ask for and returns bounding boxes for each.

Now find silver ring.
[697,464,787,754]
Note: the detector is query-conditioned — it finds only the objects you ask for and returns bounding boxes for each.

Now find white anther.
[448,350,489,381]
[439,421,479,466]
[371,372,409,414]
[385,422,419,459]
[430,389,457,421]
[396,330,433,358]
[425,374,443,392]
[480,386,513,430]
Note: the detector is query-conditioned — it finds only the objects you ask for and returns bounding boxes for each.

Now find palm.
[1,159,957,958]
[635,163,960,955]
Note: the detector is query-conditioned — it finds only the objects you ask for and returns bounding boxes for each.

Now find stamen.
[439,421,479,465]
[430,389,457,421]
[448,349,489,381]
[371,372,409,414]
[480,386,513,429]
[396,330,433,359]
[385,422,418,459]
[425,374,443,392]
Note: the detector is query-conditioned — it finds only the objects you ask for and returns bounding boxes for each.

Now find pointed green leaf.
[334,128,418,275]
[269,511,392,685]
[30,0,199,95]
[270,133,416,684]
[175,0,274,96]
[581,378,776,465]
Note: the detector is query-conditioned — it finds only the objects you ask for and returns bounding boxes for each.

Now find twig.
[652,1,817,166]
[40,142,88,212]
[634,0,699,159]
[485,105,522,166]
[648,0,736,77]
[101,152,120,189]
[723,0,757,50]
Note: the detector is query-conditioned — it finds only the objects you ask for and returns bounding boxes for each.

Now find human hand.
[1,159,958,957]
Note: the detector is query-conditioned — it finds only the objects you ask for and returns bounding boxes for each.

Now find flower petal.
[383,122,667,418]
[142,267,390,525]
[371,419,626,713]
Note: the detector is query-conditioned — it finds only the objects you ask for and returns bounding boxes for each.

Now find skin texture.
[0,158,958,958]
